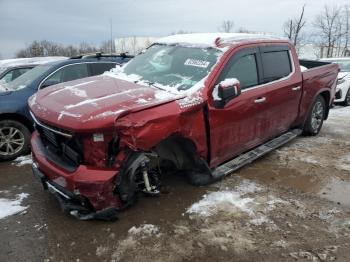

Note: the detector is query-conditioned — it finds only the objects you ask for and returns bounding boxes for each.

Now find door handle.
[292,86,301,91]
[254,97,266,104]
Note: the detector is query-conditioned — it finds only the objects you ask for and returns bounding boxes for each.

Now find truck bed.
[297,60,339,123]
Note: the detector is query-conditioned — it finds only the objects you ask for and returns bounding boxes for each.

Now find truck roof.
[156,33,287,49]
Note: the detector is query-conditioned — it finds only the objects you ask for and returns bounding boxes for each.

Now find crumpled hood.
[29,75,184,132]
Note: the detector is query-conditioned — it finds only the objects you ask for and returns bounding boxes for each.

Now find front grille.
[36,124,84,168]
[42,128,59,147]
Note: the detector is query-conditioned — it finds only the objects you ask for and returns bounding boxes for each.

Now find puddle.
[318,177,350,206]
[238,162,350,207]
[238,165,325,193]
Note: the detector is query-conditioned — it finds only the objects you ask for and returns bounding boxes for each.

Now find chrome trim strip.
[47,182,71,199]
[30,111,72,138]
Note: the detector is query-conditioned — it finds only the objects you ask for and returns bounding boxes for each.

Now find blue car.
[0,53,133,160]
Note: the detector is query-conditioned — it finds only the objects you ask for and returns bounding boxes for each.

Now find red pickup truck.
[29,33,339,220]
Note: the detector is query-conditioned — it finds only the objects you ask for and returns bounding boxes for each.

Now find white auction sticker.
[93,133,104,142]
[184,59,210,68]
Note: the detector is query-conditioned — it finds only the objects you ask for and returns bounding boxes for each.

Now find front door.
[207,47,266,167]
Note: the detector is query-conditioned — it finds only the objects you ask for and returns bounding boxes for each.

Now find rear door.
[257,45,302,139]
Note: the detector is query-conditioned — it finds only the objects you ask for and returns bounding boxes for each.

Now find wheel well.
[319,91,330,120]
[154,136,200,171]
[0,113,34,132]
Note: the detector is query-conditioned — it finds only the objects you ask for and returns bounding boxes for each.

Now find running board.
[212,129,302,179]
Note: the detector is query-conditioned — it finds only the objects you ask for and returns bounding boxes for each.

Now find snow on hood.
[30,75,184,131]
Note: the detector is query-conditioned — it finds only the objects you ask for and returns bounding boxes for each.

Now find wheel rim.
[0,127,25,156]
[310,101,324,131]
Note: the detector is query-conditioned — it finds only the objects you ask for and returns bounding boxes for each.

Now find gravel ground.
[0,106,349,262]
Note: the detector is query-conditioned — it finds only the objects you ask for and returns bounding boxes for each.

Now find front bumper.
[31,131,122,219]
[334,82,349,102]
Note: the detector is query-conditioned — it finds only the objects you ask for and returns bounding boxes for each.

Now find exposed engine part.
[142,163,152,192]
[117,152,161,206]
[140,161,160,196]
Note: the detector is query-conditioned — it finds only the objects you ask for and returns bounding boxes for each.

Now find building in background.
[115,37,158,55]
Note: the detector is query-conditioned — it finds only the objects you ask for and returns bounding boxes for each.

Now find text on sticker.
[184,59,210,68]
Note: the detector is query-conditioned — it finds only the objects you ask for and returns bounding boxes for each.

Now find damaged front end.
[31,126,162,221]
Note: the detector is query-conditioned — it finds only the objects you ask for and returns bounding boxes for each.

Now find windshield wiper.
[135,80,166,91]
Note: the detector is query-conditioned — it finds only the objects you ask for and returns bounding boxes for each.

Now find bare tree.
[171,30,192,35]
[342,5,350,56]
[236,27,256,33]
[283,5,306,47]
[218,20,234,33]
[313,5,342,58]
[100,40,114,53]
[15,40,114,58]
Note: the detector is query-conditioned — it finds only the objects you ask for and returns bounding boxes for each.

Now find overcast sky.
[0,0,348,58]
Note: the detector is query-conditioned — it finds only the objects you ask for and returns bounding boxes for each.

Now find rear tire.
[303,95,326,136]
[341,88,350,107]
[0,120,31,161]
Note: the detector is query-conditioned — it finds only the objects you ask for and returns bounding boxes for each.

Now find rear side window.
[42,63,89,88]
[261,50,292,83]
[220,54,259,90]
[89,63,116,76]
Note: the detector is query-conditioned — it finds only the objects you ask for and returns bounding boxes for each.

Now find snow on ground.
[339,154,350,171]
[12,155,32,167]
[186,180,287,229]
[273,106,350,169]
[128,224,161,238]
[0,193,29,219]
[323,106,350,136]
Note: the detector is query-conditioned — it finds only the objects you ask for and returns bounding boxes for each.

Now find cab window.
[219,54,259,90]
[260,50,292,83]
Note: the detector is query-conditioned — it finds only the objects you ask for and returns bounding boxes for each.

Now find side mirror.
[41,79,60,89]
[214,78,241,107]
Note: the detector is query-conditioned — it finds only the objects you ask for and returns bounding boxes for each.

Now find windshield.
[4,64,51,90]
[121,44,222,91]
[327,60,350,72]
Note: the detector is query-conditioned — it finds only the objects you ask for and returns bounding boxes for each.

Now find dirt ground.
[0,106,349,262]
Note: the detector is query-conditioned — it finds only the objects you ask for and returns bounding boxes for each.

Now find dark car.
[0,53,133,160]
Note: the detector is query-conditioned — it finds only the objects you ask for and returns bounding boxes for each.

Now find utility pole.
[110,18,114,53]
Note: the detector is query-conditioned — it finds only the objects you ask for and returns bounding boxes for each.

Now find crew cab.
[29,33,339,220]
[0,53,132,160]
